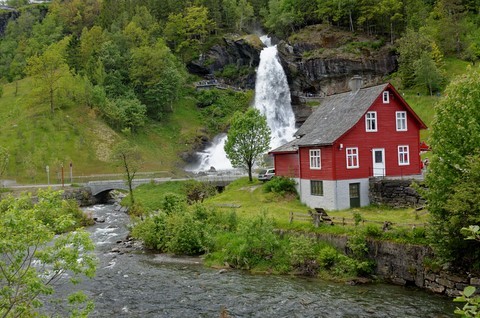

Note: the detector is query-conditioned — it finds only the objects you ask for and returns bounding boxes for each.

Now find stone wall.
[63,187,98,207]
[312,233,478,296]
[369,178,426,208]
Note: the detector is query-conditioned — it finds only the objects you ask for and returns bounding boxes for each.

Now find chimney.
[348,75,363,94]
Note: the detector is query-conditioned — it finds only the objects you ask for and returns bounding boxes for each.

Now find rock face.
[0,8,19,37]
[313,232,478,296]
[187,35,264,89]
[276,25,398,98]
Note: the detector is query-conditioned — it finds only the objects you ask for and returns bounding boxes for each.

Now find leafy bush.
[131,211,169,251]
[263,177,297,196]
[346,233,369,260]
[364,224,382,238]
[162,193,187,214]
[317,246,339,269]
[288,235,319,276]
[184,180,217,204]
[222,214,279,269]
[167,212,205,255]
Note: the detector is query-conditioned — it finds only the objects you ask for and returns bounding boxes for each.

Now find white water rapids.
[190,35,296,172]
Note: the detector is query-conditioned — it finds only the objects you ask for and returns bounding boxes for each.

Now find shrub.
[167,212,205,255]
[364,224,382,238]
[131,211,169,251]
[222,214,279,269]
[161,193,187,214]
[317,246,339,269]
[263,177,297,196]
[346,233,369,260]
[288,235,319,276]
[353,212,363,226]
[184,180,217,204]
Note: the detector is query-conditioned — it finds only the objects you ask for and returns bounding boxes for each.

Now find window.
[396,111,407,131]
[346,147,359,168]
[365,111,377,132]
[311,180,323,196]
[383,91,389,103]
[398,146,410,165]
[309,149,321,169]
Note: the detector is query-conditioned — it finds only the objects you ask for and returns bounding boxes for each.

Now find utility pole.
[70,162,73,183]
[46,165,50,185]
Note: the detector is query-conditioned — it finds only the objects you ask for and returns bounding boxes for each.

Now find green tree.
[413,51,444,95]
[164,5,216,62]
[396,28,432,88]
[425,68,480,270]
[224,108,271,182]
[101,95,147,132]
[0,191,96,317]
[26,37,74,114]
[111,141,143,206]
[129,40,186,118]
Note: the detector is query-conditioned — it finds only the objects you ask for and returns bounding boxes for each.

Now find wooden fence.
[289,211,425,229]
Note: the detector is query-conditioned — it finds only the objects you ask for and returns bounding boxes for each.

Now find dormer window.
[383,91,390,104]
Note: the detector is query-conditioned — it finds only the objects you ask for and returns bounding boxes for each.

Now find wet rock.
[111,247,121,253]
[218,269,228,274]
[94,217,106,223]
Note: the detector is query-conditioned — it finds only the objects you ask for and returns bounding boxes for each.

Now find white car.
[258,168,275,182]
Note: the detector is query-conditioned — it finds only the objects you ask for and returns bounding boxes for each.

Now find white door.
[372,148,385,176]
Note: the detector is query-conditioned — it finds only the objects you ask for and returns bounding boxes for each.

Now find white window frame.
[396,111,407,131]
[365,111,377,132]
[383,91,390,103]
[346,147,359,169]
[309,149,321,169]
[398,145,410,166]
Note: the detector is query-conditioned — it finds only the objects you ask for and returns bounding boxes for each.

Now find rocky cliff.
[0,8,19,37]
[191,25,398,124]
[277,24,397,98]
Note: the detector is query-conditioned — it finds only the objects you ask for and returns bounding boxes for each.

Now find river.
[61,204,455,317]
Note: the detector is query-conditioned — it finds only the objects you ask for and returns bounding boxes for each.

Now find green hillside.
[0,78,206,183]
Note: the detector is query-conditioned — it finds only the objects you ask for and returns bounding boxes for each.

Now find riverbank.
[72,204,456,317]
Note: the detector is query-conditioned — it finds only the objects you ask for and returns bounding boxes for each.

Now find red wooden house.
[270,79,427,210]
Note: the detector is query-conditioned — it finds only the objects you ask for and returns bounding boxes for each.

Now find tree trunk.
[349,11,354,33]
[247,162,253,182]
[50,86,54,114]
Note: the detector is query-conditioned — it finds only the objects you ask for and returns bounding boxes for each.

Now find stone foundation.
[369,178,426,208]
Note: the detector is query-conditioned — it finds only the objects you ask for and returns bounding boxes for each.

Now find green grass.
[131,177,430,244]
[127,181,187,210]
[0,79,206,183]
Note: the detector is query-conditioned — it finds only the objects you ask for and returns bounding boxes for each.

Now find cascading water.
[254,35,296,150]
[190,35,296,172]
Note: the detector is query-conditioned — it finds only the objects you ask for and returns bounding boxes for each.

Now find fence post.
[342,217,345,226]
[313,213,320,227]
[289,211,293,223]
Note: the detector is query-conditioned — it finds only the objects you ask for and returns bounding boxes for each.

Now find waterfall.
[254,36,296,149]
[189,36,295,172]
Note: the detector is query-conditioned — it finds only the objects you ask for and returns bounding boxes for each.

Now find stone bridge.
[86,174,243,196]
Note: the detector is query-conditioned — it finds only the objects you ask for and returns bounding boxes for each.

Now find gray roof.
[294,83,388,146]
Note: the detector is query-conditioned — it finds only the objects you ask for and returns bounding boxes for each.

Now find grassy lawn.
[133,177,429,243]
